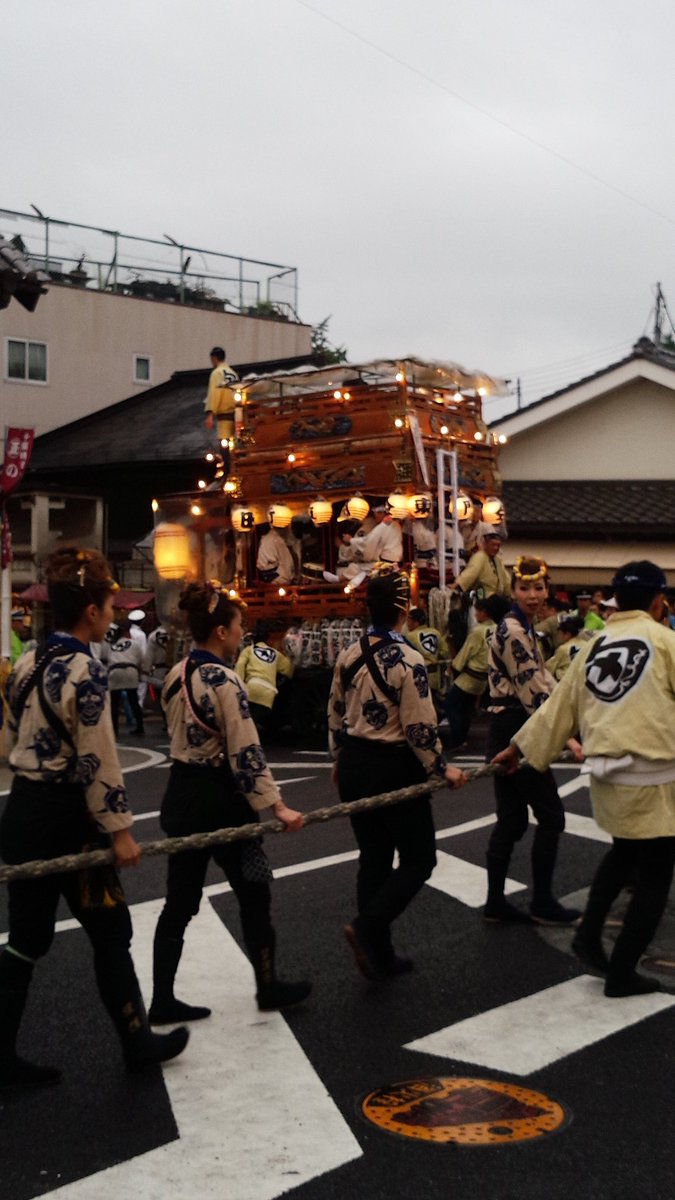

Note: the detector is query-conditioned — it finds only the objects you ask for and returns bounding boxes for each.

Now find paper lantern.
[268,503,292,529]
[153,522,190,580]
[231,504,261,532]
[344,494,370,522]
[387,491,411,521]
[408,493,432,519]
[308,497,333,525]
[482,496,505,525]
[448,492,475,522]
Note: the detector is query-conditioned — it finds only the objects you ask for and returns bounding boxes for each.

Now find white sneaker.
[323,571,340,584]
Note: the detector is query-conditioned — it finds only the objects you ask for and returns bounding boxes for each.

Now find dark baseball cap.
[612,560,667,591]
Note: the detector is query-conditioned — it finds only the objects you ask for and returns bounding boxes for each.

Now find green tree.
[311,317,348,365]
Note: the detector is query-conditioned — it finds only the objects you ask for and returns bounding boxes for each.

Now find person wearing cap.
[484,556,583,926]
[203,347,239,453]
[328,564,467,979]
[452,525,511,600]
[574,591,605,632]
[494,560,675,998]
[10,609,30,665]
[128,609,148,707]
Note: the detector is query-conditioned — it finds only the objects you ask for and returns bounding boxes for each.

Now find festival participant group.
[1,533,674,1088]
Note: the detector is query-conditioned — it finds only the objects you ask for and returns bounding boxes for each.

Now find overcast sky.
[6,0,675,415]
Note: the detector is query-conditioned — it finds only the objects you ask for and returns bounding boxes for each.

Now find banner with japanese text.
[1,427,35,498]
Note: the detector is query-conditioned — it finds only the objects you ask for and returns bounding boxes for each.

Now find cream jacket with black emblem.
[512,610,675,838]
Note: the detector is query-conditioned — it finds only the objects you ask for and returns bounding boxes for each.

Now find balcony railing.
[0,207,300,321]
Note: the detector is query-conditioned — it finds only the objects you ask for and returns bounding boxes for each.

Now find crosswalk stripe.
[564,812,612,843]
[428,850,524,907]
[405,974,675,1076]
[46,899,362,1199]
[558,775,590,797]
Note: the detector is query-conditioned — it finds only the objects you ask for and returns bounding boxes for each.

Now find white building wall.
[0,284,312,435]
[497,379,675,481]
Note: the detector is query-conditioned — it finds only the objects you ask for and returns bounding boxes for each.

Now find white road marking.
[118,748,167,773]
[436,814,496,839]
[266,762,334,770]
[405,975,675,1076]
[564,812,612,844]
[427,849,523,902]
[428,850,524,907]
[0,747,169,796]
[47,899,362,1200]
[558,775,591,797]
[130,777,316,828]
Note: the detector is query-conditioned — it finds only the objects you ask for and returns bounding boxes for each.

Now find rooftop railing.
[0,206,300,321]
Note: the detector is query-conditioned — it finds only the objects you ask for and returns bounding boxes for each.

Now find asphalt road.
[1,720,674,1200]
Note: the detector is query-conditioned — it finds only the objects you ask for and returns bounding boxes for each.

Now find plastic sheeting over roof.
[239,357,509,399]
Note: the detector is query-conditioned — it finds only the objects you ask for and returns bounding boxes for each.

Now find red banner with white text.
[1,427,35,499]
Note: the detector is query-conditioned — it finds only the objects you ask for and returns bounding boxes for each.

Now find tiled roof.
[28,354,318,472]
[503,479,675,537]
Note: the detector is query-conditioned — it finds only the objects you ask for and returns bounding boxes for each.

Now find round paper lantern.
[386,491,410,521]
[268,503,292,529]
[231,504,260,532]
[407,493,432,519]
[308,497,333,525]
[448,492,475,522]
[344,495,370,522]
[482,496,505,525]
[153,522,190,580]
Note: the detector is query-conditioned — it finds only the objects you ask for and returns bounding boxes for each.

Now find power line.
[292,0,675,229]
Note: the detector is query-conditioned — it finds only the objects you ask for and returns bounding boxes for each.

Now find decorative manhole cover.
[360,1076,569,1145]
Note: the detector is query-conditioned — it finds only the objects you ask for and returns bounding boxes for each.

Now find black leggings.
[338,737,437,949]
[582,835,675,976]
[0,779,133,986]
[486,709,565,860]
[154,764,273,955]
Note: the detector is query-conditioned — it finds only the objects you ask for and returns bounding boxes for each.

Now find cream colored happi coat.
[514,610,675,838]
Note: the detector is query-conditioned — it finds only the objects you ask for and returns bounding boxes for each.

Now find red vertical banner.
[1,427,35,498]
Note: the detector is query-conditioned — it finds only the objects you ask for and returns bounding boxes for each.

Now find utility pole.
[653,282,664,346]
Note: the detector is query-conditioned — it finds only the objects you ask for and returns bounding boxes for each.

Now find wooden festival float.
[151,358,508,680]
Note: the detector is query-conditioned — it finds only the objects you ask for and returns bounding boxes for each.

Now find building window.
[133,354,151,383]
[5,339,48,383]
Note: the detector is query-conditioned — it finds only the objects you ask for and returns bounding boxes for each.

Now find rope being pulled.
[0,757,570,885]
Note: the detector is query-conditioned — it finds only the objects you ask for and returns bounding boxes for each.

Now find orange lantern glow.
[153,523,191,580]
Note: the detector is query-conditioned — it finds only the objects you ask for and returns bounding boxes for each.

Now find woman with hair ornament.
[0,546,189,1087]
[328,563,467,980]
[149,580,311,1023]
[483,555,583,926]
